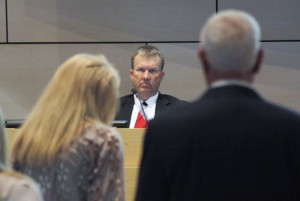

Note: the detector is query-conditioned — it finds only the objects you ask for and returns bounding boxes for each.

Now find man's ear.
[160,71,165,79]
[252,48,263,74]
[129,68,134,77]
[198,49,210,74]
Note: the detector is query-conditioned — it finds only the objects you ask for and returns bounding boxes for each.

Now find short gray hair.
[200,9,261,73]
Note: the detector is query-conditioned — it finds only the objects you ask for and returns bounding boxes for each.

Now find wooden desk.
[6,128,145,201]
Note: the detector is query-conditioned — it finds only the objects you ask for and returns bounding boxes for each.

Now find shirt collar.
[134,92,159,108]
[210,79,253,89]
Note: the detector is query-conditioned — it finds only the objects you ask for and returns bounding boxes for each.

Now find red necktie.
[134,112,147,128]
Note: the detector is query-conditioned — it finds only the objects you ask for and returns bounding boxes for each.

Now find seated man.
[115,45,187,128]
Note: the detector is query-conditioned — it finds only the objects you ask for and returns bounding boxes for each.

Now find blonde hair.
[11,53,120,167]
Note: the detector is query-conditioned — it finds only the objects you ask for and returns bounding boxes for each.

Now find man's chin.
[139,88,155,95]
[138,87,151,92]
[139,90,151,95]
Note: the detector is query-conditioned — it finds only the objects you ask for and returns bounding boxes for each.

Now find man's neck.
[137,92,159,101]
[210,79,252,89]
[206,71,254,86]
[134,92,159,106]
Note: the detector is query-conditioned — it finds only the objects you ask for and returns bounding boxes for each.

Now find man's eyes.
[149,69,159,73]
[136,68,159,74]
[136,68,144,72]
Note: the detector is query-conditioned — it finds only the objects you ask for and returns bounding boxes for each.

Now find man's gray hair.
[200,9,261,73]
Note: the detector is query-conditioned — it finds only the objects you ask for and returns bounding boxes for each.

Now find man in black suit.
[115,45,187,128]
[135,10,300,201]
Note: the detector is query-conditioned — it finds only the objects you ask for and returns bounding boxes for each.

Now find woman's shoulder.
[74,123,123,164]
[83,123,120,139]
[0,171,43,201]
[78,123,123,150]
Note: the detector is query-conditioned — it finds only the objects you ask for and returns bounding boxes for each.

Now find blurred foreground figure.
[0,108,44,201]
[11,54,125,201]
[135,10,300,201]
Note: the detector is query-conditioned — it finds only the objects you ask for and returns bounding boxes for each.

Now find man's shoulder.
[120,94,133,100]
[119,94,133,104]
[158,93,188,104]
[265,100,300,121]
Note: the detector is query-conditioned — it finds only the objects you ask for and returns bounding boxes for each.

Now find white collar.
[134,92,159,108]
[211,79,253,89]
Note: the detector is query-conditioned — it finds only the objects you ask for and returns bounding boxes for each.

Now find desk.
[6,128,145,201]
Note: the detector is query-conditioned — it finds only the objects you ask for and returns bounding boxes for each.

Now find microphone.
[131,88,148,126]
[131,88,137,95]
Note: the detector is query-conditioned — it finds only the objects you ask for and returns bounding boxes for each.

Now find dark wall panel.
[256,42,300,112]
[8,0,214,42]
[1,0,300,119]
[0,0,6,42]
[219,0,300,40]
[0,44,142,118]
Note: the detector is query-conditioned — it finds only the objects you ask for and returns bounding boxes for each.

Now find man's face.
[130,54,165,100]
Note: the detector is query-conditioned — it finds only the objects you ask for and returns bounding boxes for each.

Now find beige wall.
[1,0,300,119]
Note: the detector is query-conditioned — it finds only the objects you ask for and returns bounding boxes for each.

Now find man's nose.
[142,71,150,79]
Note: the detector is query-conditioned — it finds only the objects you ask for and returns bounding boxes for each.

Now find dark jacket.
[136,85,300,201]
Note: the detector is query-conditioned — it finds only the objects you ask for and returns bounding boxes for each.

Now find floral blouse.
[13,125,125,201]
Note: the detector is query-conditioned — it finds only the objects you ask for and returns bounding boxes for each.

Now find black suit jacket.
[115,93,187,128]
[135,85,300,201]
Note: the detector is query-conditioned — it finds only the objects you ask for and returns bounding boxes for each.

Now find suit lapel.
[155,93,171,116]
[117,96,134,125]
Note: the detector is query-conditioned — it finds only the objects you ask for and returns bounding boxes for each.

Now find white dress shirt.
[129,93,159,128]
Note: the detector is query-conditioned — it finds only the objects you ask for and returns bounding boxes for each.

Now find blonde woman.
[11,54,124,201]
[0,109,43,201]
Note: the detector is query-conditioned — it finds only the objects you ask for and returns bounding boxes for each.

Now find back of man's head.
[200,10,261,73]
